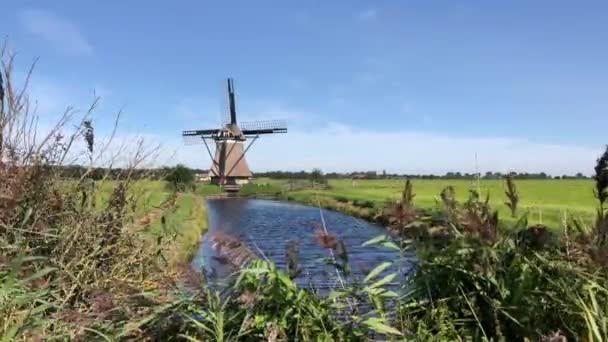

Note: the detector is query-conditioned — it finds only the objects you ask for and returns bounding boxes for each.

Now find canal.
[191,198,415,290]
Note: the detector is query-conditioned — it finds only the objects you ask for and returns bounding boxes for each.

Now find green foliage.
[391,177,608,340]
[183,261,344,341]
[1,255,54,340]
[165,164,195,192]
[335,195,349,203]
[353,199,375,209]
[594,145,608,208]
[310,168,327,185]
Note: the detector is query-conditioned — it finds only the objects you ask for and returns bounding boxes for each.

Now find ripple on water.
[191,198,416,290]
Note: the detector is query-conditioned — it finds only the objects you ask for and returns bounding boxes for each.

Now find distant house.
[195,172,211,182]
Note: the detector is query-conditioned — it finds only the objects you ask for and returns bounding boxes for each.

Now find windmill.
[182,78,287,191]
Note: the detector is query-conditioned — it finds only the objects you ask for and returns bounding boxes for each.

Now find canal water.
[191,198,415,290]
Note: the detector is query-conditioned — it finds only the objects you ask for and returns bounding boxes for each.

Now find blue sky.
[2,0,607,174]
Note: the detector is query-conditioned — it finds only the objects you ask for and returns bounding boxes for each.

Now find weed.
[284,240,301,279]
[504,174,519,217]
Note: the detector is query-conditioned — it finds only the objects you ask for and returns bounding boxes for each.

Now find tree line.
[51,165,590,181]
[53,164,208,180]
[255,170,590,180]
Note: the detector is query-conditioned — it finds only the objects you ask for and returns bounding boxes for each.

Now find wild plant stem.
[315,192,354,312]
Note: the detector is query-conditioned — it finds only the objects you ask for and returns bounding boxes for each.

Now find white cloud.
[19,9,93,56]
[356,8,378,21]
[145,123,601,176]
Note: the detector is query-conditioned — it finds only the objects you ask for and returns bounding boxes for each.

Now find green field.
[256,178,597,229]
[94,180,172,216]
[112,178,597,231]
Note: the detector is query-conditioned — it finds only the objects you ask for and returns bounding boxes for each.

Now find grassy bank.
[81,179,207,267]
[145,192,209,267]
[254,178,596,230]
[95,179,210,267]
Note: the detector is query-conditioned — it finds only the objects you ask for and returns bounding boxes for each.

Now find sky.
[2,0,607,175]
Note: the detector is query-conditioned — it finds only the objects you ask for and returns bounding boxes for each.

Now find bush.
[165,164,195,191]
[310,168,327,185]
[354,199,375,209]
[335,196,349,203]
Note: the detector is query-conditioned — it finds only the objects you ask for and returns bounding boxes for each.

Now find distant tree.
[165,164,195,191]
[310,168,326,185]
[594,145,608,209]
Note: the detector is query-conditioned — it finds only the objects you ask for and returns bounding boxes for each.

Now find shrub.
[310,168,327,185]
[165,164,195,192]
[354,199,375,209]
[335,196,349,203]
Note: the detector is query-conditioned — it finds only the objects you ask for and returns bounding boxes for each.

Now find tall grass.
[0,44,188,339]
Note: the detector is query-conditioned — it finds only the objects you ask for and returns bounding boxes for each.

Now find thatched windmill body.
[183,79,287,191]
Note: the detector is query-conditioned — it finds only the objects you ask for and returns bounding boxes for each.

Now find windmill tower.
[182,79,287,191]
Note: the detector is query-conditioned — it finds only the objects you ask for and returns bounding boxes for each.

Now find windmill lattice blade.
[182,129,221,136]
[240,120,287,134]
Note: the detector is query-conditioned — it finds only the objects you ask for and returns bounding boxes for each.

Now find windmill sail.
[180,78,287,191]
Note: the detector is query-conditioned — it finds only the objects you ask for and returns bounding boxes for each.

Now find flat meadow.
[259,178,597,229]
[91,177,596,231]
